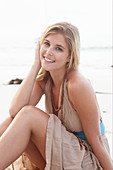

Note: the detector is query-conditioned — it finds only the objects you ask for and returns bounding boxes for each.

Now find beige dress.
[10,78,111,170]
[44,78,111,170]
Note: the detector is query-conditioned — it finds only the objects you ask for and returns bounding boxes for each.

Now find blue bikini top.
[72,120,105,140]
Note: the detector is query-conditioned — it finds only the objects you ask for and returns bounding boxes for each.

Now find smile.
[44,57,55,63]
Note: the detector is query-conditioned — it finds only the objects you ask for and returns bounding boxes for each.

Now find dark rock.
[8,78,23,85]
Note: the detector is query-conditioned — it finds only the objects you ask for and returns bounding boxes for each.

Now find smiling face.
[40,33,70,73]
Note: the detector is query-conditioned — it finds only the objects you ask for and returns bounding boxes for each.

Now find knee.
[21,105,34,112]
[17,105,49,124]
[19,105,36,116]
[18,105,41,119]
[14,105,37,125]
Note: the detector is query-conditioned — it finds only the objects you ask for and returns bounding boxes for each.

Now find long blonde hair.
[37,22,80,81]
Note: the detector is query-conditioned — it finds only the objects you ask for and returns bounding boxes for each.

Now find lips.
[44,56,55,63]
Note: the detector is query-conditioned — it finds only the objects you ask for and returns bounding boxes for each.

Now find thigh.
[0,116,13,136]
[0,106,49,170]
[20,105,50,160]
[24,140,46,169]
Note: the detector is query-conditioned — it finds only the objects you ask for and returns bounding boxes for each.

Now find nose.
[46,46,53,56]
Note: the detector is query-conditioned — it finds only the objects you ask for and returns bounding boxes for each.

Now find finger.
[35,40,40,50]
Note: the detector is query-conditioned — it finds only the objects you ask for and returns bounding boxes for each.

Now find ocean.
[0,46,112,87]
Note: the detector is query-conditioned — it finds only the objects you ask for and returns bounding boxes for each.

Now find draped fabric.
[7,78,111,170]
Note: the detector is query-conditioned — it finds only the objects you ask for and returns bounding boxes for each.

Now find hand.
[34,40,41,69]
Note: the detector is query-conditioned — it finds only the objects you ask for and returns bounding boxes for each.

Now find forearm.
[9,64,40,117]
[91,139,113,169]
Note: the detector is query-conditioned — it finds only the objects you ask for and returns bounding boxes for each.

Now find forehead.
[45,33,67,45]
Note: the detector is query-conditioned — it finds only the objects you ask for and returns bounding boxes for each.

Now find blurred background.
[0,0,112,83]
[0,0,112,157]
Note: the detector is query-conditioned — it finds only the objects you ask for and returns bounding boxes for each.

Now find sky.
[0,0,112,48]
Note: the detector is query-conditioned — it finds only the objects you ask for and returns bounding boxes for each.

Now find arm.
[9,41,42,118]
[68,73,113,170]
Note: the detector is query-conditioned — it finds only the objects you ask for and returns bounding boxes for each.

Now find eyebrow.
[44,39,65,49]
[56,44,65,49]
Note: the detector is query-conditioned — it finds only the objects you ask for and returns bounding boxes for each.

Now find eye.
[56,47,63,52]
[44,41,50,46]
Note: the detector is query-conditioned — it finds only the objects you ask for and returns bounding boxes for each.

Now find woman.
[0,22,112,170]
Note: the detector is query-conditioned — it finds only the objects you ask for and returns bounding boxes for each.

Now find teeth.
[45,57,55,63]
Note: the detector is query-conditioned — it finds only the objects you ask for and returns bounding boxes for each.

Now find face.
[40,33,70,73]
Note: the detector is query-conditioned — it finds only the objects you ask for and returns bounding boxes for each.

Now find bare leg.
[0,116,13,136]
[0,116,45,169]
[0,111,46,169]
[0,105,49,170]
[25,141,46,169]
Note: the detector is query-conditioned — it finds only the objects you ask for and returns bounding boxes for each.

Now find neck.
[50,69,67,89]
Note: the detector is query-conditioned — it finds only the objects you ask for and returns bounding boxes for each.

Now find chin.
[41,64,52,71]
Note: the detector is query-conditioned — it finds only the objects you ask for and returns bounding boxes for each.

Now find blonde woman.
[0,22,112,170]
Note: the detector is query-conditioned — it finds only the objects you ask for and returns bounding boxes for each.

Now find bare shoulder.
[67,71,102,145]
[67,70,97,110]
[67,70,100,125]
[67,70,94,94]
